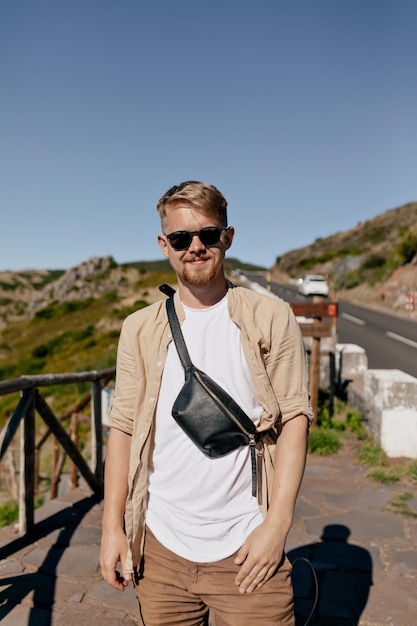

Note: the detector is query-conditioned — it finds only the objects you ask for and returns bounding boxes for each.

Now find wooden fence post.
[6,449,18,500]
[310,338,320,425]
[91,380,103,481]
[18,389,35,534]
[292,297,338,427]
[71,413,78,489]
[51,436,60,499]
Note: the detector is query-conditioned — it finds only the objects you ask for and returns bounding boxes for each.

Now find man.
[100,181,313,625]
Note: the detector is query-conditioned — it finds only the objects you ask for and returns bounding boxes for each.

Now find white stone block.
[336,343,368,378]
[364,369,417,458]
[381,409,417,458]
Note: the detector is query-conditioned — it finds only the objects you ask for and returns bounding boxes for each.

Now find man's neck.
[177,275,229,309]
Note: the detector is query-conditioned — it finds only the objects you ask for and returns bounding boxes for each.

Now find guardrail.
[0,368,115,534]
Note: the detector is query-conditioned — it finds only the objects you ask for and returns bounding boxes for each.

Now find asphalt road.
[245,274,417,379]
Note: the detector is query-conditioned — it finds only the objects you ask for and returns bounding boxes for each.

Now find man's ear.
[157,234,169,258]
[223,226,235,251]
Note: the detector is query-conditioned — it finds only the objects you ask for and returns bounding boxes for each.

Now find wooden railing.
[0,368,115,535]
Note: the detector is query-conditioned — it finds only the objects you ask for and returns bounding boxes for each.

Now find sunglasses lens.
[168,232,191,250]
[199,227,222,246]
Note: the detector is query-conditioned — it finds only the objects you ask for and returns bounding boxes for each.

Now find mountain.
[0,256,265,329]
[272,201,417,314]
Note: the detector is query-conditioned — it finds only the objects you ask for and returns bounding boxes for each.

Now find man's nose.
[188,232,206,251]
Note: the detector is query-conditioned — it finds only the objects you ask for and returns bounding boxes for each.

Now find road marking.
[386,331,417,349]
[341,313,365,326]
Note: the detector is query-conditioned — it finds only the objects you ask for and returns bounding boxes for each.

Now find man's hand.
[100,527,132,591]
[234,521,285,594]
[234,415,309,594]
[100,427,132,591]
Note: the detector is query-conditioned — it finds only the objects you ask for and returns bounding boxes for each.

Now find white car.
[298,274,329,297]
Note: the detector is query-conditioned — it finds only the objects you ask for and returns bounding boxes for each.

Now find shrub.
[308,429,341,455]
[34,305,57,320]
[388,491,417,517]
[361,253,386,270]
[17,355,47,375]
[359,441,387,467]
[0,502,19,528]
[35,299,95,321]
[32,344,51,358]
[68,325,94,342]
[112,300,148,319]
[32,270,65,290]
[346,409,366,439]
[31,326,95,359]
[397,228,417,264]
[366,226,386,244]
[407,461,417,482]
[0,365,16,380]
[0,281,18,292]
[368,466,405,484]
[317,405,345,431]
[368,266,390,286]
[335,270,362,290]
[104,290,118,303]
[61,299,94,314]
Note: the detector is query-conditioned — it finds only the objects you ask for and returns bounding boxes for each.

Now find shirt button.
[168,333,172,338]
[157,361,163,367]
[139,433,145,439]
[149,397,155,403]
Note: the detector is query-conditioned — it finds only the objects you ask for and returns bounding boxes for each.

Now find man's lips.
[186,255,210,263]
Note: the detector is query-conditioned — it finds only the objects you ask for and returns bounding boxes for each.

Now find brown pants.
[136,529,295,626]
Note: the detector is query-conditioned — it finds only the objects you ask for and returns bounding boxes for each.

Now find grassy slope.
[273,201,417,288]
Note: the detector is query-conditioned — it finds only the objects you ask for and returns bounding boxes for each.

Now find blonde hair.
[156,181,228,228]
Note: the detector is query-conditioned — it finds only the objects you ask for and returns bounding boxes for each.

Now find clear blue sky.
[1,0,416,271]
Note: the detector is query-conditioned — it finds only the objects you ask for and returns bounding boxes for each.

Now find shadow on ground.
[288,524,373,626]
[0,495,100,625]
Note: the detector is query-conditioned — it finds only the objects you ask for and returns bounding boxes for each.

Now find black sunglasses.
[165,226,228,251]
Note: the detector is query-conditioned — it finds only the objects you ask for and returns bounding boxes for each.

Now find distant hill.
[0,256,265,329]
[272,201,417,313]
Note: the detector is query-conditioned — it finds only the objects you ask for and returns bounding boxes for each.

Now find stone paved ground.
[1,444,417,626]
[287,446,417,626]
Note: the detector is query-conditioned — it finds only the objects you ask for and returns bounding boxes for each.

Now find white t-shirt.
[146,294,264,562]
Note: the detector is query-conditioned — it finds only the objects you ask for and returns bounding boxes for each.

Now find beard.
[181,256,218,287]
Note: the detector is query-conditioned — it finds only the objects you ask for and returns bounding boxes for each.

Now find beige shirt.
[109,284,313,574]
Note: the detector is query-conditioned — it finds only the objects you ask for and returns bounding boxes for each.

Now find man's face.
[158,204,234,288]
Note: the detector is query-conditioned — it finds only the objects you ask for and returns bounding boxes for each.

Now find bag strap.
[159,284,191,368]
[166,297,193,371]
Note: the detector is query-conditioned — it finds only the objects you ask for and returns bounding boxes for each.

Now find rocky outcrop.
[27,257,114,317]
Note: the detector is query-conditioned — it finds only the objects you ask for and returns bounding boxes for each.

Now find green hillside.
[273,202,417,291]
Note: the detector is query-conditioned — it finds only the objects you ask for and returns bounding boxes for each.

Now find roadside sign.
[290,302,338,318]
[291,297,338,426]
[298,321,333,338]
